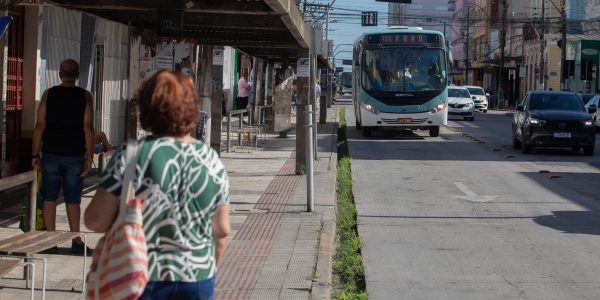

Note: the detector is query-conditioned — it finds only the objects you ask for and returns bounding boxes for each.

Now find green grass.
[332,108,368,300]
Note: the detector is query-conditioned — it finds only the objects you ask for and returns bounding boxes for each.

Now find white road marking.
[453,182,498,203]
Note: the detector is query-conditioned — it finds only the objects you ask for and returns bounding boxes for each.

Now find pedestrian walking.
[31,58,94,254]
[237,71,250,110]
[85,70,231,299]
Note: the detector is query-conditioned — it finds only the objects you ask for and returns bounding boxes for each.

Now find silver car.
[448,86,475,121]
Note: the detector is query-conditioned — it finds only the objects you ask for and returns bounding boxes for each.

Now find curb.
[311,110,339,300]
[311,218,336,300]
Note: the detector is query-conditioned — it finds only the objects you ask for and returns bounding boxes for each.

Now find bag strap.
[119,140,140,214]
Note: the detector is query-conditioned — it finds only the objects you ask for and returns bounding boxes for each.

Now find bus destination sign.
[367,33,441,46]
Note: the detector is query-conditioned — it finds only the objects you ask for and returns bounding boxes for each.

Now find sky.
[313,0,391,71]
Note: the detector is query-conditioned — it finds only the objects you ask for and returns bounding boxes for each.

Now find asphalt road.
[338,95,600,299]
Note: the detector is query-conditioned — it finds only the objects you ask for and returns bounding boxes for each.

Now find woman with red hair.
[85,70,231,299]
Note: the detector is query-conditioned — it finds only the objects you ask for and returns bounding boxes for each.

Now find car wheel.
[483,110,487,113]
[470,117,475,121]
[362,127,372,137]
[584,145,595,156]
[429,126,440,137]
[355,118,362,129]
[512,134,522,149]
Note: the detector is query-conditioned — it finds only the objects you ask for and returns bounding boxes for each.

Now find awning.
[50,0,310,61]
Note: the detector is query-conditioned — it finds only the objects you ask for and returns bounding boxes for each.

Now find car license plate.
[554,132,571,138]
[397,118,412,124]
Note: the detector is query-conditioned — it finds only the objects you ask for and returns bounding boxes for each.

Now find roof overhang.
[50,0,310,61]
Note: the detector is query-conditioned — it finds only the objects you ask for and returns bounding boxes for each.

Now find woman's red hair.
[137,70,199,136]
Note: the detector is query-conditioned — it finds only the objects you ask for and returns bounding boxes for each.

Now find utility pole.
[498,0,508,107]
[465,7,470,85]
[560,0,567,90]
[539,0,546,90]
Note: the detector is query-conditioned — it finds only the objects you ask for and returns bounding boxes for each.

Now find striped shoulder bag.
[87,140,148,300]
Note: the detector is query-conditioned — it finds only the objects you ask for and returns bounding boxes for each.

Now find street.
[337,95,600,299]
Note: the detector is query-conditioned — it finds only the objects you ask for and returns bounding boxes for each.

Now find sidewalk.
[0,107,339,300]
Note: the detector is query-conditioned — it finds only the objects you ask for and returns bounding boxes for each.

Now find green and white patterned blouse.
[98,135,230,282]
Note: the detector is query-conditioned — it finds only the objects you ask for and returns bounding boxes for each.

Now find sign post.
[361,11,378,26]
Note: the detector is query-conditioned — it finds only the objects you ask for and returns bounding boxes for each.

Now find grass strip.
[332,108,368,300]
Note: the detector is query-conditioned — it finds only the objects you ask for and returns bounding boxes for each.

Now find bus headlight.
[361,102,380,115]
[431,103,445,113]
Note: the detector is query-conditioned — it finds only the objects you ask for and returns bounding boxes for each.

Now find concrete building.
[388,0,452,33]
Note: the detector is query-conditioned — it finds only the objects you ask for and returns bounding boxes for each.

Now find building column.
[197,45,213,143]
[22,6,42,135]
[210,46,224,154]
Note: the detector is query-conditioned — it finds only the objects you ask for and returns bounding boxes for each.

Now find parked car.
[577,93,596,105]
[512,91,596,155]
[464,85,488,113]
[585,95,600,128]
[448,86,475,121]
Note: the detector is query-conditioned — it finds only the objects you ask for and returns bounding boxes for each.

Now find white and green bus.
[353,27,450,137]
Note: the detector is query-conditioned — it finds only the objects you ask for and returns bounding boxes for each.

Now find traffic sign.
[361,11,377,26]
[335,67,344,73]
[342,59,352,65]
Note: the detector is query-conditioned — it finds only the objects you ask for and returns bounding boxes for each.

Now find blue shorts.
[41,153,85,205]
[139,277,215,300]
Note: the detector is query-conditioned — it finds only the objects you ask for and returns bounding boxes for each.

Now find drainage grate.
[231,208,269,215]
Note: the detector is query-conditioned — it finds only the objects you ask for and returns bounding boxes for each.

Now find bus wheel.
[362,127,372,137]
[429,126,440,137]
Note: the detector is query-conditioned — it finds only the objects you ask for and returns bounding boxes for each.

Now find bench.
[233,126,260,148]
[0,259,19,277]
[0,231,88,298]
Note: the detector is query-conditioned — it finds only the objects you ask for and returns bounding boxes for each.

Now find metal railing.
[0,171,37,231]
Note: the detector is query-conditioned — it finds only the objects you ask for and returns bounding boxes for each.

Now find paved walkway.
[0,107,339,299]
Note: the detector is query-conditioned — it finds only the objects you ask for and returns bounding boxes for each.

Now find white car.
[448,86,475,121]
[464,85,488,113]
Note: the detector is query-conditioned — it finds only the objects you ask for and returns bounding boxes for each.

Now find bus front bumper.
[360,106,448,129]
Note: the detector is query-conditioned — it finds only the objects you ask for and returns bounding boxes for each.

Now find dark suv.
[512,91,596,155]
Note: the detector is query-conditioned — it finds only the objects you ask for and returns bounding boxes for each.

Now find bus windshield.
[362,48,446,92]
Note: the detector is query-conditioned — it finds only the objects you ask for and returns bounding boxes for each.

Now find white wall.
[96,20,130,144]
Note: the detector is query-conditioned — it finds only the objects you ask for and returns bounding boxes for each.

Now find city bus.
[353,26,450,137]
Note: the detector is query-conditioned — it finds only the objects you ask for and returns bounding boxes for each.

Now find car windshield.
[448,89,470,98]
[467,87,485,96]
[584,96,596,105]
[578,94,595,104]
[362,48,447,92]
[529,94,586,111]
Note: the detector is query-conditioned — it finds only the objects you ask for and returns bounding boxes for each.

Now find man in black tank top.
[31,59,95,254]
